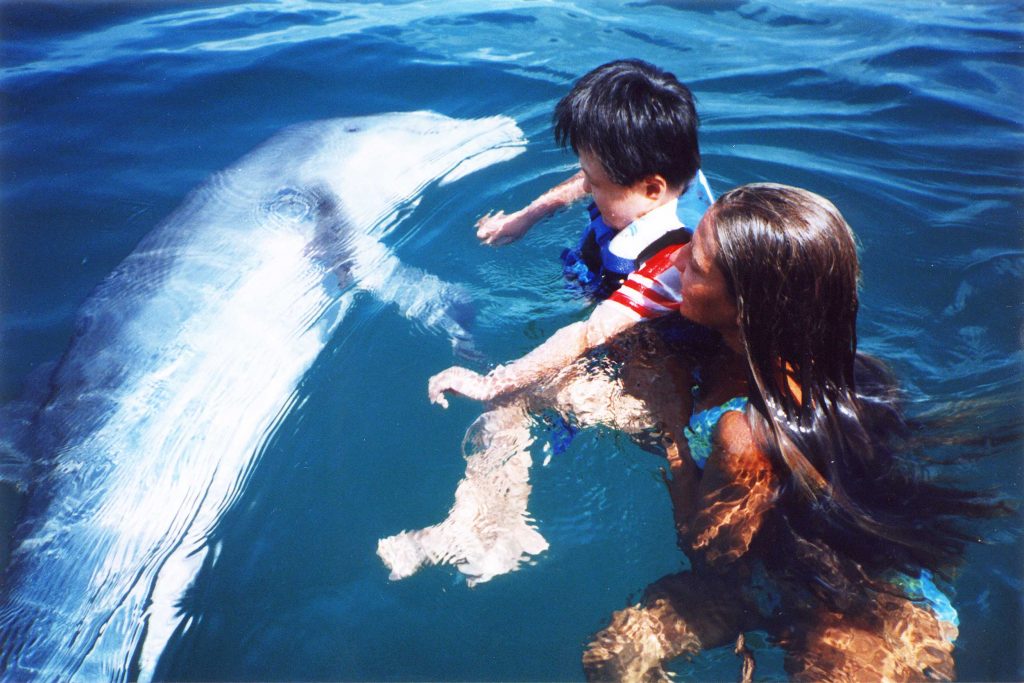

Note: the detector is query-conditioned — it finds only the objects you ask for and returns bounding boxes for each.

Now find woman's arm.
[428,297,636,407]
[680,411,778,565]
[429,240,686,407]
[476,171,587,246]
[662,435,701,539]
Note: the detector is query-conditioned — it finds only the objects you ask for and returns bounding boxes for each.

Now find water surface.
[1,1,1021,680]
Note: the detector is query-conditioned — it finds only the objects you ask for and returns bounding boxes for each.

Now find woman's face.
[673,214,739,334]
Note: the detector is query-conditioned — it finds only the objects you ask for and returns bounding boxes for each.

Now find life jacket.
[560,170,713,301]
[560,207,691,300]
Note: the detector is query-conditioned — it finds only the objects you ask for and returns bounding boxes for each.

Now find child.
[379,60,715,585]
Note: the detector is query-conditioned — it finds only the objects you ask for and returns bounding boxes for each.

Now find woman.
[582,184,1002,681]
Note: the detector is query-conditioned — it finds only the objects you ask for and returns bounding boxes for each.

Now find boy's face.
[579,150,662,231]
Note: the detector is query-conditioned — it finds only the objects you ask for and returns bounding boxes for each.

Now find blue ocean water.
[0,1,1021,681]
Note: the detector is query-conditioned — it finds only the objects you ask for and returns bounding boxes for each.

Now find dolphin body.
[0,111,525,681]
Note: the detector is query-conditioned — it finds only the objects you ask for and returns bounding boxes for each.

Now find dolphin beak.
[438,117,527,186]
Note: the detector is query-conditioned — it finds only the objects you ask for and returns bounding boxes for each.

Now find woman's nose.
[671,243,690,272]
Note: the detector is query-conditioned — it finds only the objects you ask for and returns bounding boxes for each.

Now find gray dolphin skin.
[0,111,525,681]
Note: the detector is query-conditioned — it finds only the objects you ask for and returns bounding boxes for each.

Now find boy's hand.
[476,210,532,246]
[428,366,491,408]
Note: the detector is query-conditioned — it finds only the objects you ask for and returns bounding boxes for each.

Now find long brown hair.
[710,184,999,607]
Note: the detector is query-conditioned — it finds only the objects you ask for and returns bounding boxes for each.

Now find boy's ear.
[642,174,669,199]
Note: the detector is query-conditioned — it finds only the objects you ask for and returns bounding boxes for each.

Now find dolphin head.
[294,111,527,230]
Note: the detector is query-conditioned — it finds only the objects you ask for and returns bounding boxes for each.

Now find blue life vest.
[560,205,692,300]
[560,170,714,301]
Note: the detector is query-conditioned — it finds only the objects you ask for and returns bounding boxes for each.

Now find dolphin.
[0,111,526,681]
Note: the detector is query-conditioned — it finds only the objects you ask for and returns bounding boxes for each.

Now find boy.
[378,60,713,585]
[429,59,714,406]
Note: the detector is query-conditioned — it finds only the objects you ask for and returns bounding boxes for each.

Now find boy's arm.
[476,171,587,246]
[428,299,635,407]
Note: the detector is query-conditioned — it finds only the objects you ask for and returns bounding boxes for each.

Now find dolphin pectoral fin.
[434,281,481,360]
[515,523,549,557]
[451,335,484,363]
[134,540,210,682]
[348,238,479,355]
[410,275,479,357]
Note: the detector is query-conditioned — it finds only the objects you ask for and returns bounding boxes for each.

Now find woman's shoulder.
[713,406,773,475]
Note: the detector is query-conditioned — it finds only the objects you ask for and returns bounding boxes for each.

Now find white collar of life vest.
[608,169,714,261]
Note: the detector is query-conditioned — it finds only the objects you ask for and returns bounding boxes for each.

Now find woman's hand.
[475,210,533,246]
[660,434,700,547]
[428,366,492,408]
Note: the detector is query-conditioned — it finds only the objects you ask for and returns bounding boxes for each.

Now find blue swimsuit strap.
[683,395,749,470]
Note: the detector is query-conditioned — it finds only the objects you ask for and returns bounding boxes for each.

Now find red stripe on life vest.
[610,287,660,319]
[642,245,681,273]
[617,277,678,309]
[609,244,684,319]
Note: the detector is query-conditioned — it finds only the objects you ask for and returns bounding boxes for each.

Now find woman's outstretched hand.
[428,366,492,408]
[475,210,533,246]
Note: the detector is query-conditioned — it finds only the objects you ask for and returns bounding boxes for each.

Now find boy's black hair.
[554,59,700,190]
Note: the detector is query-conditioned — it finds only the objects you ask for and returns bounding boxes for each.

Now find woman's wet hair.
[709,184,1005,610]
[553,59,700,191]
